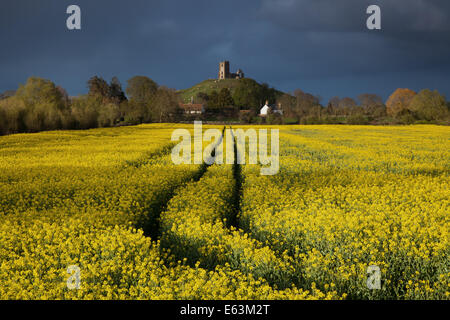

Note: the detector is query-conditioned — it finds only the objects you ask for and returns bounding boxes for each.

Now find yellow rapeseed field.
[0,124,448,299]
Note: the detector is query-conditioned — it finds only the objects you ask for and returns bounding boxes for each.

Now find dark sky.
[1,0,450,103]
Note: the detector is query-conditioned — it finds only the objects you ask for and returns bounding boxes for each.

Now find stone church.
[218,61,244,80]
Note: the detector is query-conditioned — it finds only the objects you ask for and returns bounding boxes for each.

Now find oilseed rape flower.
[0,124,448,299]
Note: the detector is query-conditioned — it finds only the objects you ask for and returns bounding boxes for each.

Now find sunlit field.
[0,124,448,299]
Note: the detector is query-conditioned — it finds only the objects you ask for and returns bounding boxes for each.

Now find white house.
[260,103,270,116]
[260,101,283,116]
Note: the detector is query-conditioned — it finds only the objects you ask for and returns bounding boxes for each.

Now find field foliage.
[0,124,448,299]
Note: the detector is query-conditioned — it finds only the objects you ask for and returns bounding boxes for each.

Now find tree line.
[192,79,449,125]
[0,75,181,135]
[0,75,449,135]
[194,79,279,112]
[269,88,449,125]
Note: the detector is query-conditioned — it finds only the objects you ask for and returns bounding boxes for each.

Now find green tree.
[0,108,6,135]
[260,83,274,104]
[87,76,110,100]
[125,99,150,123]
[0,97,27,134]
[217,88,234,108]
[126,76,158,104]
[196,92,209,104]
[23,102,65,132]
[123,76,159,123]
[408,89,448,121]
[16,77,65,109]
[232,78,262,112]
[109,77,127,104]
[71,95,101,129]
[151,86,180,122]
[15,77,71,132]
[208,90,219,109]
[98,103,120,127]
[56,86,70,108]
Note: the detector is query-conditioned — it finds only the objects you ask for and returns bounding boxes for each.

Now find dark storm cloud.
[250,0,450,99]
[0,0,449,103]
[259,0,450,32]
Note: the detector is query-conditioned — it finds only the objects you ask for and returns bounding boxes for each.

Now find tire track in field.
[225,127,302,290]
[153,127,295,289]
[227,127,243,230]
[141,127,225,240]
[123,142,176,169]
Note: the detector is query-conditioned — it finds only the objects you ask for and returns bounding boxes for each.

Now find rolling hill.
[177,78,285,104]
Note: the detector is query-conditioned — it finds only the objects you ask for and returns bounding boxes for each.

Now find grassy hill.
[177,78,286,104]
[177,79,244,103]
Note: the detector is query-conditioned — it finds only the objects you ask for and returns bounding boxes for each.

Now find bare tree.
[327,96,340,115]
[151,86,180,122]
[339,97,357,109]
[358,93,383,108]
[294,89,320,118]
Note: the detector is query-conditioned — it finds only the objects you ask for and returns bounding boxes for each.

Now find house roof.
[179,103,204,111]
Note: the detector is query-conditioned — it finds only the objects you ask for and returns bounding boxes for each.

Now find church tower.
[218,61,230,79]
